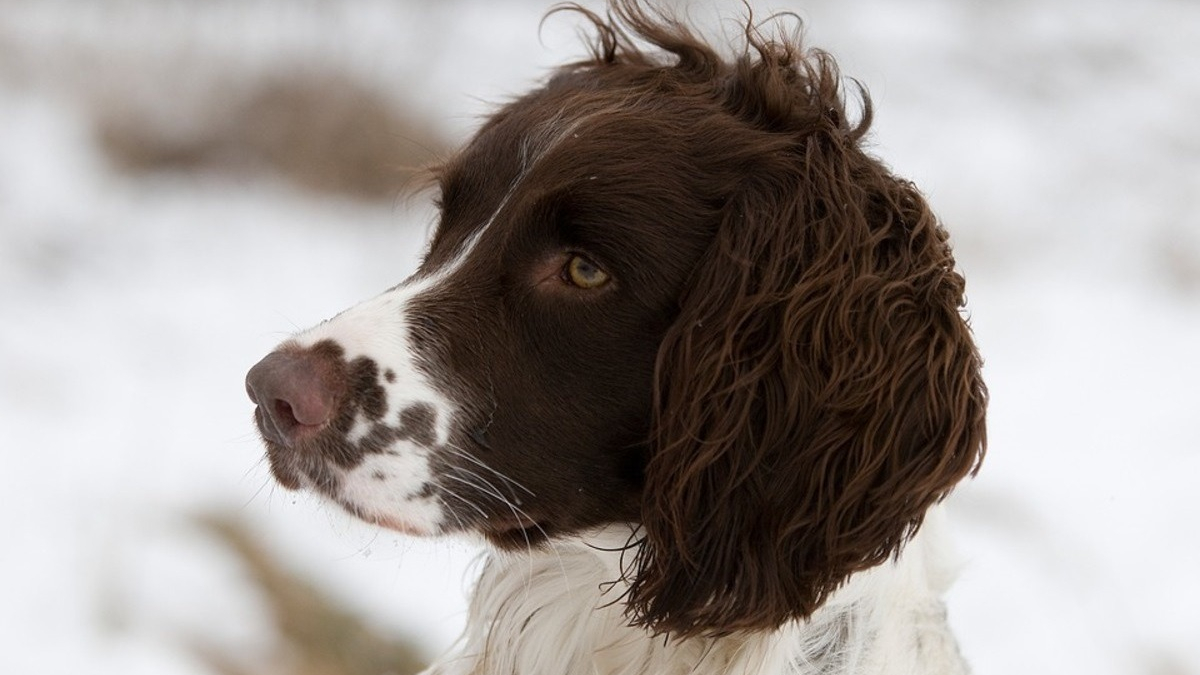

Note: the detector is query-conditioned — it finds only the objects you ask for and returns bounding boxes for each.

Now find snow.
[1,1,1197,674]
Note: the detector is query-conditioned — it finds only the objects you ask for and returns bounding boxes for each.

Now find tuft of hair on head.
[550,0,987,639]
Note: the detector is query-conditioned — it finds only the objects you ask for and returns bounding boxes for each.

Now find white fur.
[286,234,477,532]
[291,283,456,533]
[423,508,967,675]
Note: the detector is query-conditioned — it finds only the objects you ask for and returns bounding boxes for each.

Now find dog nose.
[245,350,342,445]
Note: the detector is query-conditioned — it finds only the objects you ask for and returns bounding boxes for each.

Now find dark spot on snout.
[348,356,387,421]
[341,403,441,463]
[397,404,438,447]
[384,369,396,383]
[408,483,436,501]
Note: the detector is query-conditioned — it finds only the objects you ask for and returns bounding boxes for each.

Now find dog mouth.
[477,512,551,548]
[259,437,342,495]
[261,440,563,548]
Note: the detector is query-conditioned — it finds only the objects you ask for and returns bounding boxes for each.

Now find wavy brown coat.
[513,3,992,638]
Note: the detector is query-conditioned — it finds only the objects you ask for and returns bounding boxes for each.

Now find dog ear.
[626,115,987,638]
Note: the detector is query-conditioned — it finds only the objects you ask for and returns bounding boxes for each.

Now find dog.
[245,3,987,673]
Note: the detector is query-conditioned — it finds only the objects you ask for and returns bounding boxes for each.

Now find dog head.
[246,2,986,637]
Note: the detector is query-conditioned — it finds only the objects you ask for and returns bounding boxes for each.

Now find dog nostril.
[272,399,302,429]
[280,387,335,427]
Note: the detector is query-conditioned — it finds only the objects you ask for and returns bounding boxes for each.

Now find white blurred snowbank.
[1,2,1197,674]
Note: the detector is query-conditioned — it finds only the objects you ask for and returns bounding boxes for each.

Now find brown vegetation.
[189,512,427,675]
[97,69,447,201]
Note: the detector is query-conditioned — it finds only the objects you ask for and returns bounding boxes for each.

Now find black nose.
[245,350,342,446]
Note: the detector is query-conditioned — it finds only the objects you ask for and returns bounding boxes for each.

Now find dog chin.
[345,506,435,537]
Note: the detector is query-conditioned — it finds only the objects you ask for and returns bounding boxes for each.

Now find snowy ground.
[1,1,1198,674]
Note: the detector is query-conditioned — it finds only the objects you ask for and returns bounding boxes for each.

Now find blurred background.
[1,1,1197,674]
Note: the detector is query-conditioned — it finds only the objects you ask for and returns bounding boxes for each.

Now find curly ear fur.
[580,3,990,638]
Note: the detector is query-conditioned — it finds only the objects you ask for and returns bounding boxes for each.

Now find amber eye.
[564,254,611,289]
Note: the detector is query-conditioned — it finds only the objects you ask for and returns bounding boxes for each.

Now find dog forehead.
[423,73,734,287]
[466,74,694,172]
[426,98,626,252]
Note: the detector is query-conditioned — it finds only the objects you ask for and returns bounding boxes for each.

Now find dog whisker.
[442,441,536,498]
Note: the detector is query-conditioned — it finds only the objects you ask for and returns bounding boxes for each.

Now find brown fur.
[532,3,989,637]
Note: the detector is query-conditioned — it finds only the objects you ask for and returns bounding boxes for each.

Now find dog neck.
[422,510,967,675]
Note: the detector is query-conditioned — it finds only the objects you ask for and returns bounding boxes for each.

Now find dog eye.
[563,254,611,289]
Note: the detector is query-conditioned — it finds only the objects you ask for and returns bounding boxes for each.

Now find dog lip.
[267,459,304,490]
[370,516,428,536]
[338,500,431,536]
[481,512,546,537]
[252,405,284,444]
[482,516,551,549]
[260,439,304,490]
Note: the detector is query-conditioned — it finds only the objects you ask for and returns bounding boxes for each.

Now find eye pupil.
[566,255,610,289]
